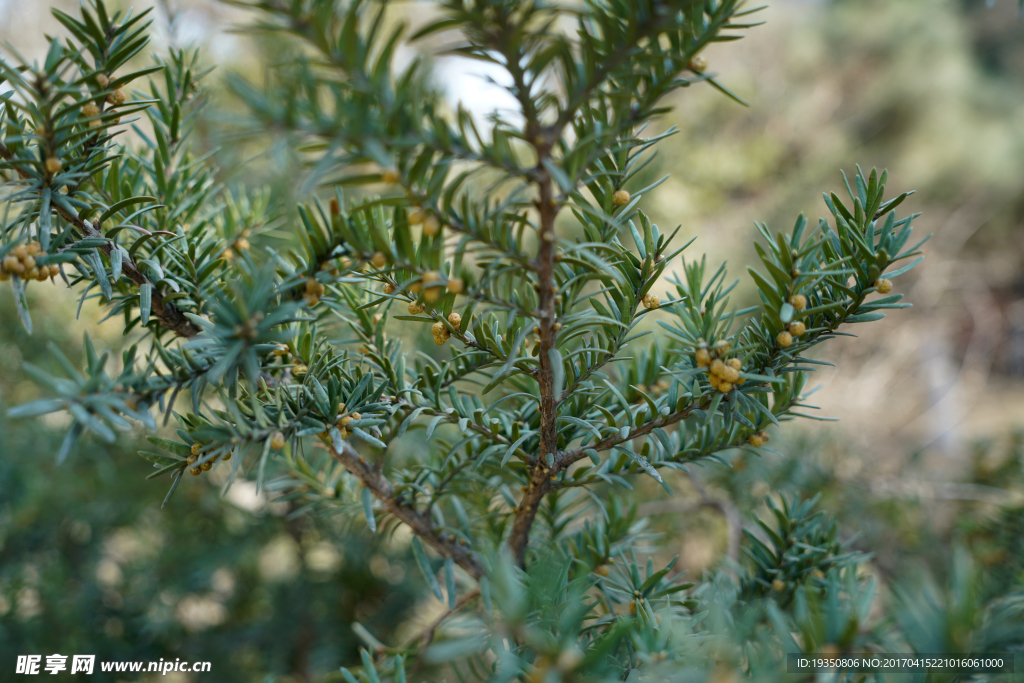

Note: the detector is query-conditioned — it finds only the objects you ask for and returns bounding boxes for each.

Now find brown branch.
[0,140,200,338]
[507,140,558,567]
[328,439,485,580]
[558,399,707,471]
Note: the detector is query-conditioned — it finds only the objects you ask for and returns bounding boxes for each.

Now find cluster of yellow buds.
[409,207,442,237]
[694,340,742,393]
[187,441,231,476]
[431,321,450,345]
[106,88,127,106]
[432,312,461,345]
[304,277,325,306]
[776,322,806,348]
[747,430,770,448]
[708,358,743,393]
[81,102,103,128]
[421,270,443,302]
[0,242,59,282]
[641,293,660,309]
[777,294,809,348]
[335,405,361,439]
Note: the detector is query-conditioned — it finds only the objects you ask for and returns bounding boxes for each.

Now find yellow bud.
[718,381,733,393]
[594,564,610,577]
[612,189,631,206]
[270,431,285,450]
[772,579,785,592]
[96,74,110,88]
[45,157,62,174]
[431,322,446,337]
[776,331,793,348]
[874,278,892,294]
[447,312,462,328]
[422,215,441,237]
[381,169,400,184]
[447,276,464,294]
[789,294,807,311]
[48,264,60,277]
[788,321,806,336]
[688,54,708,71]
[408,208,426,225]
[709,359,725,377]
[82,103,100,118]
[371,251,388,268]
[382,282,395,294]
[200,461,212,471]
[423,286,442,302]
[642,293,660,309]
[722,366,739,383]
[408,282,422,295]
[408,301,424,315]
[190,467,202,476]
[106,89,126,106]
[695,348,712,367]
[726,357,742,371]
[4,256,23,274]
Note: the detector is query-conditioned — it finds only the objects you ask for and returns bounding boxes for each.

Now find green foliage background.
[1,0,1023,681]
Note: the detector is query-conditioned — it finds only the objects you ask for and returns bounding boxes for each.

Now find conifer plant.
[1,1,941,680]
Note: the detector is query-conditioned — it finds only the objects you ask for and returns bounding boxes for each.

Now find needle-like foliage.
[3,2,989,681]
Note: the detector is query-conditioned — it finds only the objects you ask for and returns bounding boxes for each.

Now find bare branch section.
[328,440,485,581]
[0,140,200,338]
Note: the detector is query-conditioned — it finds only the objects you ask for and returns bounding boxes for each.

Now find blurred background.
[2,0,1024,680]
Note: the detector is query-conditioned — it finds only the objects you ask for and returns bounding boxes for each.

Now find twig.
[0,140,200,338]
[328,439,485,580]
